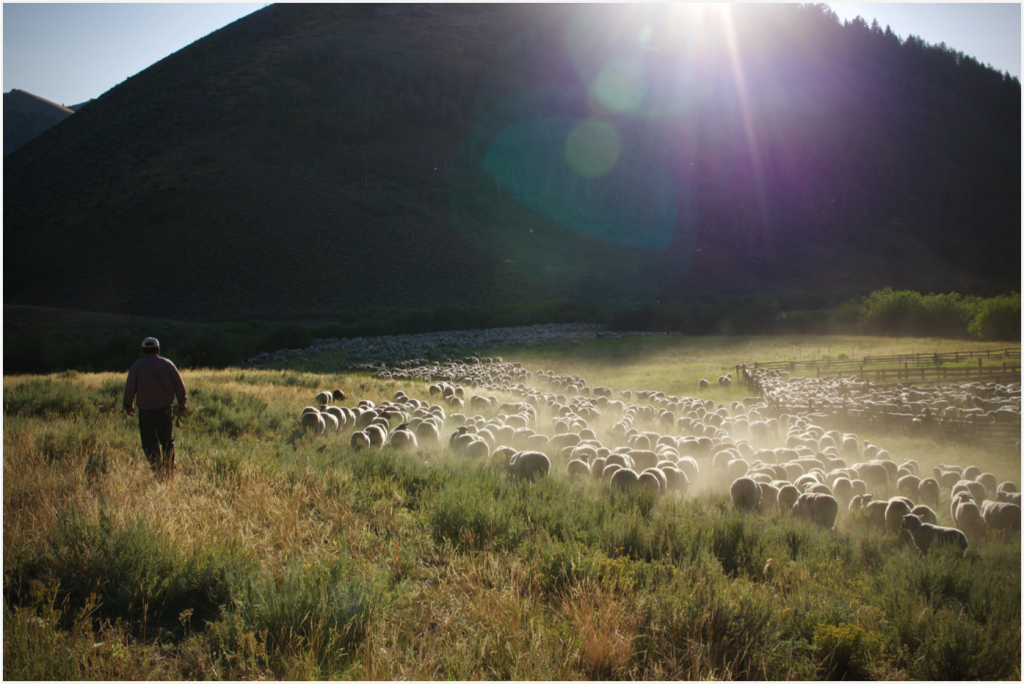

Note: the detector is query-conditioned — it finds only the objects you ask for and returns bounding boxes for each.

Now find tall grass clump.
[211,558,388,676]
[10,506,246,634]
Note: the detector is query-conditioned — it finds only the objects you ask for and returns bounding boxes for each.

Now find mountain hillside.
[4,4,1019,322]
[3,89,74,155]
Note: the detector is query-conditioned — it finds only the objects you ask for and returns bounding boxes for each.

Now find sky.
[2,2,1021,107]
[829,3,1021,78]
[3,3,263,106]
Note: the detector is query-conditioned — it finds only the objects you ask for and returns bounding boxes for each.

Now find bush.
[968,292,1021,341]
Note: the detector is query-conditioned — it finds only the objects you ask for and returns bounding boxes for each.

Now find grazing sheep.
[512,451,550,481]
[918,478,940,509]
[637,470,663,494]
[863,500,888,529]
[610,468,640,493]
[315,391,332,407]
[698,379,710,390]
[301,411,326,435]
[885,498,913,535]
[792,492,839,530]
[365,424,387,446]
[388,430,418,452]
[350,430,369,449]
[466,439,490,459]
[332,389,346,401]
[997,481,1018,496]
[901,514,968,557]
[726,459,750,480]
[758,482,780,514]
[777,484,800,515]
[676,457,700,483]
[831,478,854,510]
[952,479,987,504]
[567,459,592,479]
[962,465,982,482]
[897,475,921,500]
[323,406,346,428]
[415,421,441,445]
[954,499,986,544]
[320,412,340,433]
[731,477,762,511]
[851,479,868,497]
[976,472,998,495]
[998,491,1022,506]
[848,493,873,511]
[661,467,690,495]
[909,505,937,525]
[934,468,962,491]
[630,450,660,472]
[981,501,1021,532]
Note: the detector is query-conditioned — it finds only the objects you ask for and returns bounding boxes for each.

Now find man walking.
[123,337,188,474]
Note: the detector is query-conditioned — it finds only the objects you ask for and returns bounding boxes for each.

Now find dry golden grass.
[4,336,1020,680]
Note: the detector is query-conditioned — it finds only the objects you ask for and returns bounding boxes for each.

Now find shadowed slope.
[4,4,1019,322]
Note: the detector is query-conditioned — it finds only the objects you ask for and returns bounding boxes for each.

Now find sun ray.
[718,4,771,241]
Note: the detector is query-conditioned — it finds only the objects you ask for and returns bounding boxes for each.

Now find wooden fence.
[768,404,1021,445]
[810,361,1020,390]
[742,347,1020,374]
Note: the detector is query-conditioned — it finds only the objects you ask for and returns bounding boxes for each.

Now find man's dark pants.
[138,407,175,471]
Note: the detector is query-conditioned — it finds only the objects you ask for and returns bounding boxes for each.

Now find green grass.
[3,336,1020,679]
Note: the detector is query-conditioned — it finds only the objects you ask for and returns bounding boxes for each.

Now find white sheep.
[758,482,780,514]
[301,411,326,435]
[567,459,591,479]
[365,424,387,446]
[901,514,968,557]
[350,430,369,449]
[610,468,640,492]
[918,478,940,509]
[511,451,550,481]
[777,484,800,514]
[953,498,986,544]
[981,501,1021,533]
[637,470,663,494]
[998,491,1021,506]
[910,505,937,526]
[388,430,418,452]
[885,498,913,535]
[731,477,762,511]
[320,411,340,433]
[897,475,921,500]
[323,406,346,428]
[792,492,839,529]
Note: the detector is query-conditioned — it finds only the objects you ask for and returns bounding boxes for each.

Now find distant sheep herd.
[298,359,1020,557]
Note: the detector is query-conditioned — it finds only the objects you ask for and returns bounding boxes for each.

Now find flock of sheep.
[247,323,680,369]
[298,358,1020,558]
[746,366,1021,426]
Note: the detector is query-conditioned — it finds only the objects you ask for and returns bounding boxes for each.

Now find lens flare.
[590,56,647,113]
[566,120,621,177]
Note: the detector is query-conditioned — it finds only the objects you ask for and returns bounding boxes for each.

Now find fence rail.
[811,362,1021,389]
[768,404,1021,445]
[744,347,1021,373]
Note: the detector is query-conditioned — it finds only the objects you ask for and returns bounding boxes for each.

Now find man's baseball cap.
[141,337,160,349]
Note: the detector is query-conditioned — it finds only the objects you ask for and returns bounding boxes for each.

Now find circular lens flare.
[566,120,621,177]
[590,56,646,113]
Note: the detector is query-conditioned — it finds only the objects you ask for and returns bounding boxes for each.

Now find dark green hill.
[4,4,1019,322]
[3,89,74,156]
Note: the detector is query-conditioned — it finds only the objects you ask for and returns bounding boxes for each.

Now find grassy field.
[4,335,1020,679]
